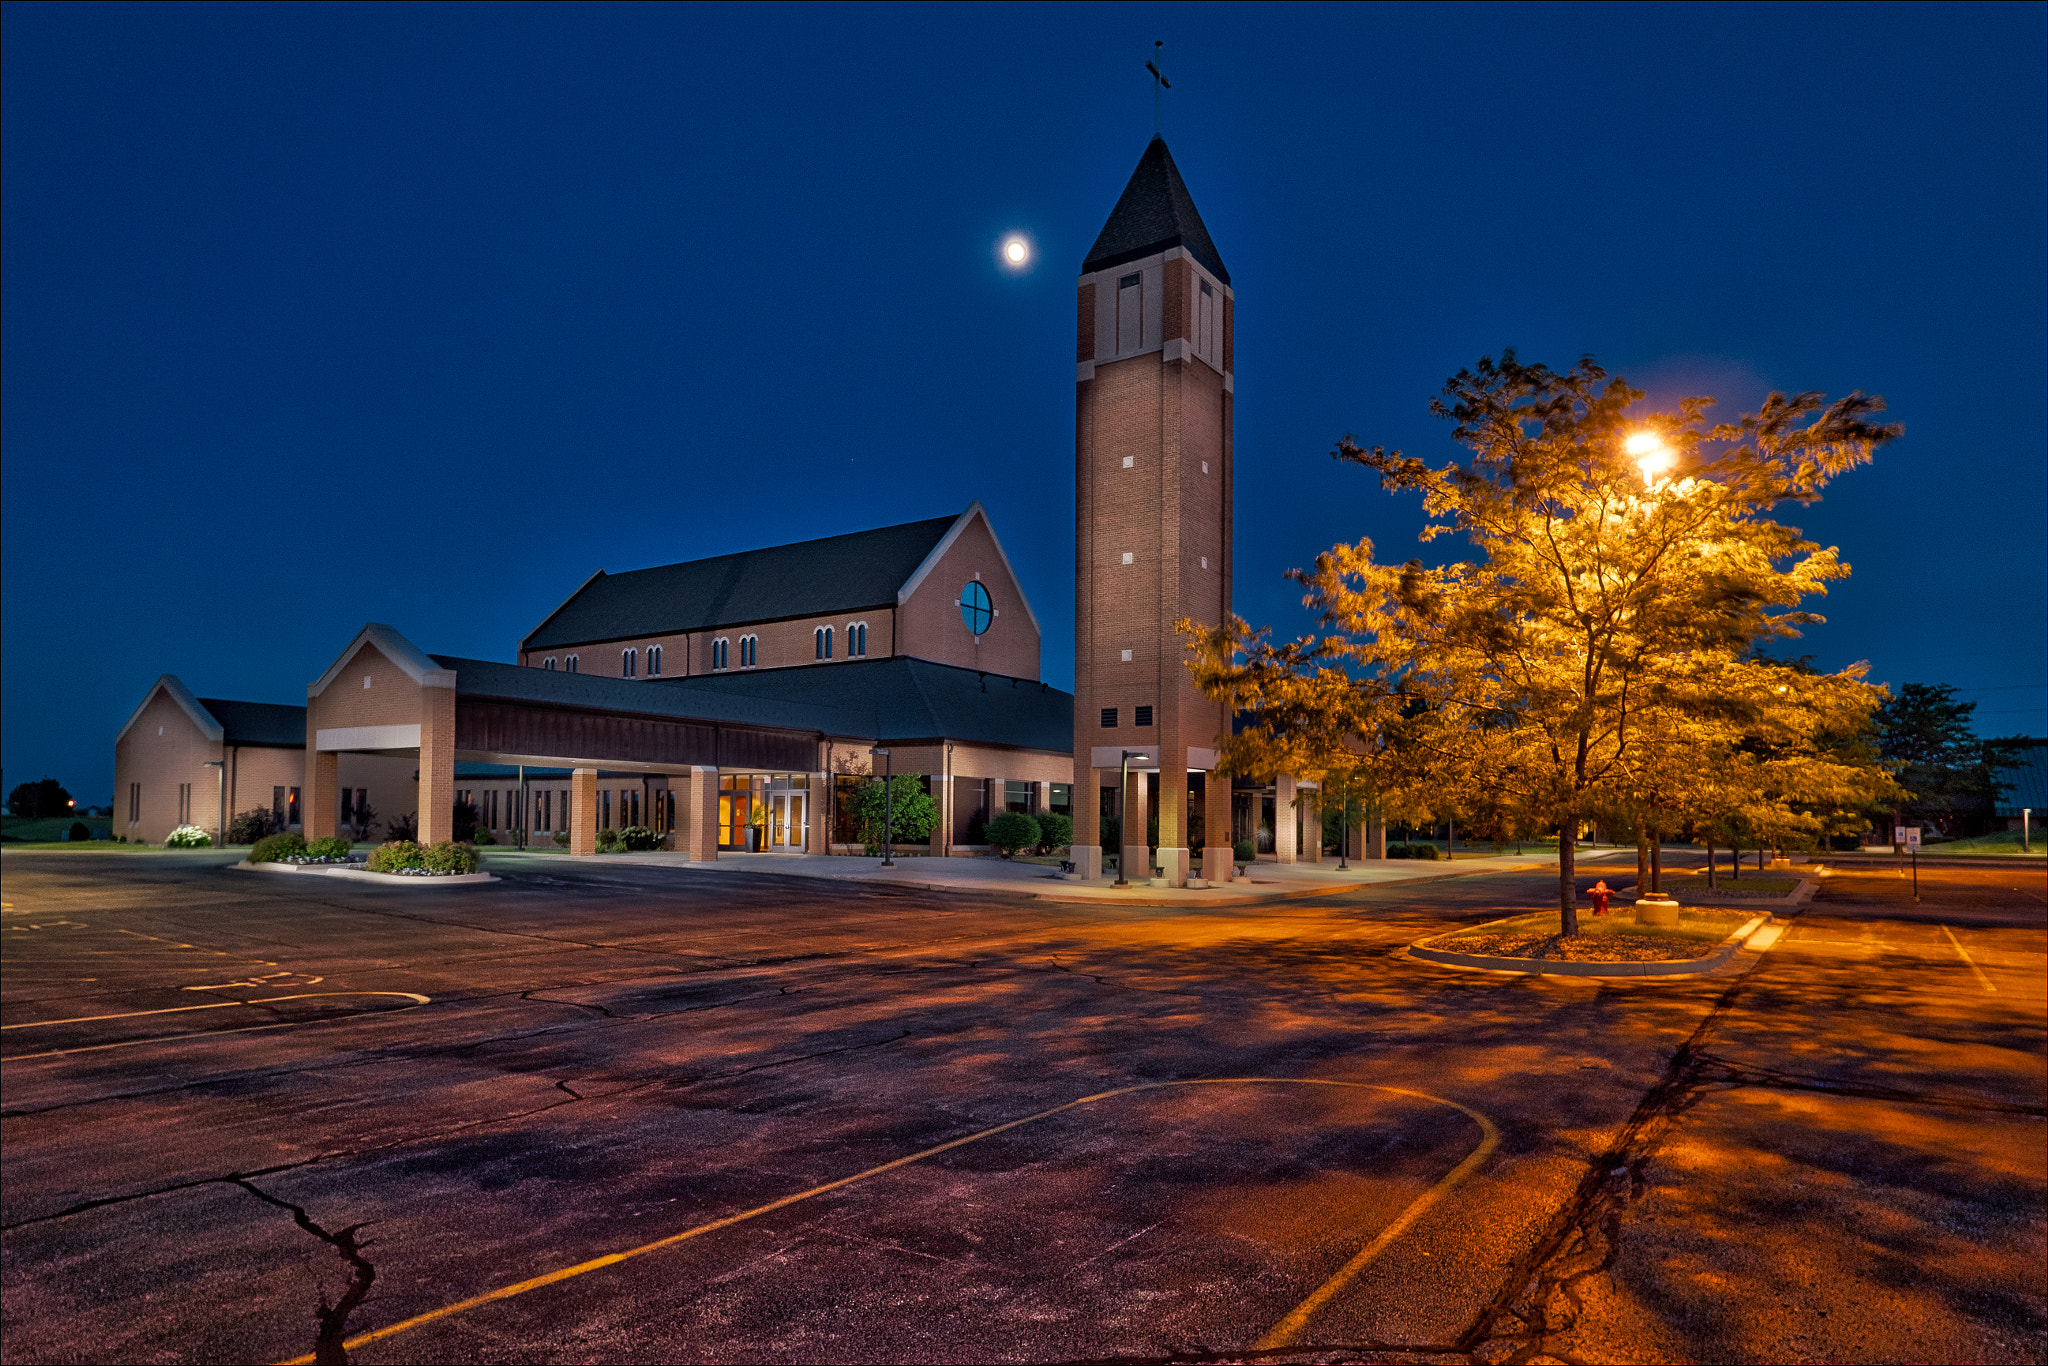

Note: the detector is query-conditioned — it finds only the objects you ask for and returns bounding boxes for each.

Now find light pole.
[203,760,225,848]
[869,747,894,868]
[1113,750,1145,888]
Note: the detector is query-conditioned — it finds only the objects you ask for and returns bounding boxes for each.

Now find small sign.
[1897,826,1921,848]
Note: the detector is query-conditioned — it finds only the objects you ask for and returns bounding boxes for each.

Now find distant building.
[1993,738,2047,829]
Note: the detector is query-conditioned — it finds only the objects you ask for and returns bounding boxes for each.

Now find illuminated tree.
[1186,352,1899,933]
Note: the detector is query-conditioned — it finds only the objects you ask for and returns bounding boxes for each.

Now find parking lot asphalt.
[1,850,2041,1365]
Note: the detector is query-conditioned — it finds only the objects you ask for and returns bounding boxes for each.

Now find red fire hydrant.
[1589,880,1612,916]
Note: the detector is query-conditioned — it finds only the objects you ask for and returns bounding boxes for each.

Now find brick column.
[806,772,827,853]
[309,751,339,841]
[1304,789,1322,863]
[1200,771,1232,883]
[417,685,456,845]
[1072,761,1101,879]
[678,766,717,861]
[571,768,599,856]
[1120,766,1150,881]
[1275,774,1298,864]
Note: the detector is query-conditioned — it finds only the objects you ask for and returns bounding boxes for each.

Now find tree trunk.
[1706,840,1716,890]
[1651,837,1663,894]
[1636,828,1649,895]
[1559,822,1579,935]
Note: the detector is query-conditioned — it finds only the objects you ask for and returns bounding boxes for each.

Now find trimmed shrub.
[1036,811,1073,852]
[1387,842,1413,858]
[166,824,212,848]
[985,811,1040,857]
[421,841,479,874]
[70,821,94,843]
[250,831,306,863]
[471,828,496,846]
[1233,838,1256,867]
[304,836,352,860]
[1412,843,1443,861]
[595,828,623,853]
[617,825,661,852]
[367,840,423,872]
[228,807,281,844]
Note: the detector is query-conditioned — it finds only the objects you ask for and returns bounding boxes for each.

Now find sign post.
[1899,825,1920,900]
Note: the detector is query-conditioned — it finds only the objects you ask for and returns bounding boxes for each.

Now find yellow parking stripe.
[280,1077,1495,1365]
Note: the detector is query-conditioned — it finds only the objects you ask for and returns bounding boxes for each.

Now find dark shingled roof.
[198,698,305,748]
[437,654,1072,754]
[1082,137,1229,284]
[522,513,962,651]
[653,658,1073,752]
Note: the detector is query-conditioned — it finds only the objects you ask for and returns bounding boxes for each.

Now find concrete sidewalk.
[476,844,1637,906]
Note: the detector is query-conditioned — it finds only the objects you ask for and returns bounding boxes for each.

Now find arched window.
[848,622,868,657]
[622,648,637,678]
[543,657,557,671]
[566,655,579,673]
[740,635,758,667]
[816,626,834,660]
[959,581,993,635]
[648,645,662,676]
[713,638,729,671]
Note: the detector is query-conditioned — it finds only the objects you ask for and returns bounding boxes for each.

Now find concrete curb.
[1407,911,1774,979]
[236,860,497,886]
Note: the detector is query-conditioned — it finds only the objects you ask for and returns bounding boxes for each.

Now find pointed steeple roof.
[1082,137,1230,285]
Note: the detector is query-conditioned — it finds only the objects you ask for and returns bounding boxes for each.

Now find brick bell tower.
[1070,137,1234,886]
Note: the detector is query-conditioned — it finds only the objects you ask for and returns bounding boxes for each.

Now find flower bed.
[165,824,213,848]
[366,839,480,876]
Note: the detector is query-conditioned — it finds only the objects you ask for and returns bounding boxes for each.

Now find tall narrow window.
[848,622,867,656]
[566,655,579,673]
[649,645,662,676]
[713,638,729,670]
[740,635,757,667]
[287,788,301,827]
[622,648,637,678]
[1197,278,1217,364]
[1116,272,1142,353]
[817,626,834,660]
[544,657,556,670]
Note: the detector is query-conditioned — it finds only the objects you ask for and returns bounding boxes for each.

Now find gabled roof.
[521,511,965,651]
[309,624,456,698]
[1083,137,1229,285]
[118,675,222,744]
[198,699,307,748]
[1994,738,2047,816]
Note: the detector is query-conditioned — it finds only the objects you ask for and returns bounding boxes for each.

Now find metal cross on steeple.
[1146,40,1170,140]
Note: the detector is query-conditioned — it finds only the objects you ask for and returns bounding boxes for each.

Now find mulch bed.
[1439,931,1718,962]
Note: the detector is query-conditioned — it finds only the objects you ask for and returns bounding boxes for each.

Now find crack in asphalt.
[1692,1053,2048,1116]
[229,1179,376,1365]
[0,1030,917,1233]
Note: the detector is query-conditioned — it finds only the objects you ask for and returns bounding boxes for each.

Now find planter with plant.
[1233,838,1256,876]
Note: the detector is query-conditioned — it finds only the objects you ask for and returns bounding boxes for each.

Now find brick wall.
[520,607,898,678]
[895,511,1040,680]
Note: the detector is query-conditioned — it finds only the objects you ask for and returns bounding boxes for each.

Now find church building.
[112,136,1317,882]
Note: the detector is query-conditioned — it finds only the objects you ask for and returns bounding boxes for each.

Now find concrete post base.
[1070,845,1103,880]
[1634,895,1680,927]
[1155,847,1189,888]
[1120,844,1151,882]
[1201,847,1233,883]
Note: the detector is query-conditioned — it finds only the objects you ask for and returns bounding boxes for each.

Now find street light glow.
[1627,432,1675,481]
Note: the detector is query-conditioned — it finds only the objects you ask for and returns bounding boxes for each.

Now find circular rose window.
[959,581,993,635]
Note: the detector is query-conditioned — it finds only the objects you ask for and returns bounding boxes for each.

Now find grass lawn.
[1662,870,1801,896]
[1931,829,2046,856]
[1,815,113,842]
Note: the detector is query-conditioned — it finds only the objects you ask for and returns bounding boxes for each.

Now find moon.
[1001,235,1030,268]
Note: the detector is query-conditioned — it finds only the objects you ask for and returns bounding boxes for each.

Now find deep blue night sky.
[4,1,2043,803]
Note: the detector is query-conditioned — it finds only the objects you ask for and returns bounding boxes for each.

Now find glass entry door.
[769,793,806,851]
